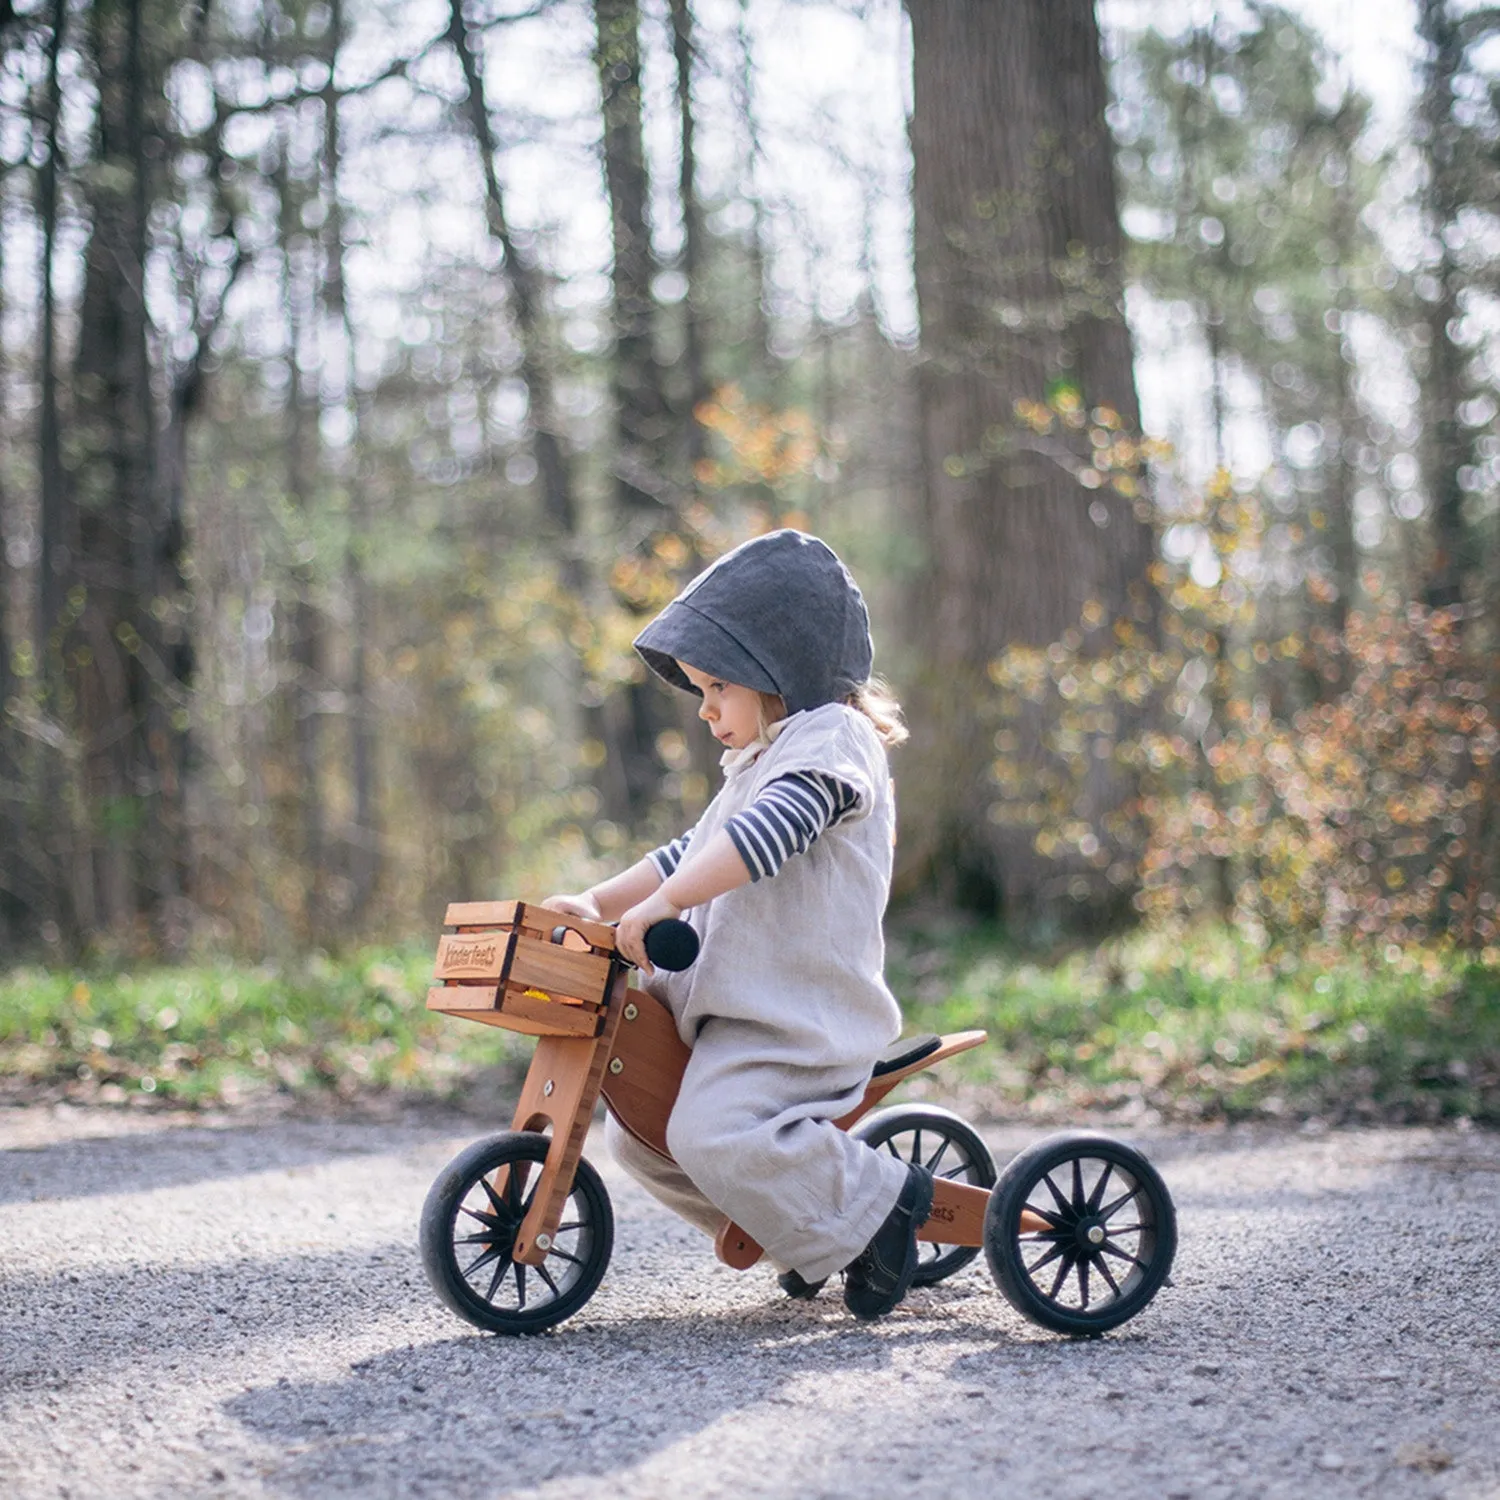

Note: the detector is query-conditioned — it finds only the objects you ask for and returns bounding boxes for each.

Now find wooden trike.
[419,900,1177,1336]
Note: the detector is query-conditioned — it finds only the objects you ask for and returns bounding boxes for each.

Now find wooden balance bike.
[419,900,1177,1337]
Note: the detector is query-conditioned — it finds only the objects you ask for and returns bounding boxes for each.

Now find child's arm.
[544,856,665,924]
[614,829,750,971]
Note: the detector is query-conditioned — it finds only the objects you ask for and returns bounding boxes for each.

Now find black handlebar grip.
[643,919,699,972]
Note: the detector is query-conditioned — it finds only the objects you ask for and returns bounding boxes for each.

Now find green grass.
[3,927,1497,1122]
[890,923,1500,1124]
[0,949,526,1108]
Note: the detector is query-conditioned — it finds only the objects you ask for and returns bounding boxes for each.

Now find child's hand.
[543,892,601,920]
[615,889,683,973]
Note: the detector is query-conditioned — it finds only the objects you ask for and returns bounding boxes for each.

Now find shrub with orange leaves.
[988,405,1500,952]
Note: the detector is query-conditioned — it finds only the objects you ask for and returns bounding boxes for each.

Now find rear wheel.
[984,1131,1175,1336]
[853,1105,997,1285]
[420,1131,613,1335]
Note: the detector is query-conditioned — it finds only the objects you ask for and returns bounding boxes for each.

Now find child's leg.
[603,1113,728,1242]
[663,1017,909,1284]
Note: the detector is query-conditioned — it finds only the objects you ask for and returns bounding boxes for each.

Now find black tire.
[420,1131,613,1335]
[852,1104,997,1285]
[984,1131,1176,1336]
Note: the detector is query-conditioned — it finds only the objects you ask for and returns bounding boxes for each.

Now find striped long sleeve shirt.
[649,771,860,884]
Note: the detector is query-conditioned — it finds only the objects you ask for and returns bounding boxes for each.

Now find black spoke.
[1047,1251,1074,1301]
[1026,1200,1067,1229]
[550,1247,584,1267]
[1042,1171,1073,1219]
[940,1164,972,1181]
[514,1262,527,1309]
[1076,1256,1091,1308]
[1072,1157,1086,1214]
[1024,1242,1068,1277]
[505,1163,526,1215]
[1095,1255,1122,1299]
[1099,1186,1139,1222]
[463,1245,502,1279]
[536,1262,561,1298]
[555,1221,583,1234]
[1100,1243,1148,1272]
[456,1230,498,1246]
[480,1175,508,1219]
[1019,1228,1069,1242]
[486,1257,508,1303]
[1086,1162,1114,1214]
[1105,1223,1145,1235]
[925,1137,952,1174]
[885,1140,901,1159]
[461,1204,501,1230]
[912,1130,923,1167]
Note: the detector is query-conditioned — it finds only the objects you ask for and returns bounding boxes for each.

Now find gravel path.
[1,1103,1497,1499]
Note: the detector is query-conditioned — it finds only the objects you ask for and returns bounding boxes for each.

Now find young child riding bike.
[546,529,931,1319]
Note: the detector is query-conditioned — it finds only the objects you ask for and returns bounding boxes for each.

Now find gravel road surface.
[1,1103,1497,1499]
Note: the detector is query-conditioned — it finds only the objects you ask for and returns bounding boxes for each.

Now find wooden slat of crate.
[434,930,516,982]
[425,986,603,1039]
[443,899,521,931]
[512,902,618,953]
[507,935,612,1007]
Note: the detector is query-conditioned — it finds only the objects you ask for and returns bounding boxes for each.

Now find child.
[546,529,932,1319]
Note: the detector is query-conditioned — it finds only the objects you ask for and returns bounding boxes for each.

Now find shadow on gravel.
[0,1240,421,1394]
[223,1298,1032,1499]
[0,1117,464,1208]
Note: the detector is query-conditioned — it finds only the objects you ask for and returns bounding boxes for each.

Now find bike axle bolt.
[535,1233,553,1251]
[624,1003,638,1021]
[1087,1225,1105,1245]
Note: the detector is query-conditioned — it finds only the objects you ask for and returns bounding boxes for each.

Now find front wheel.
[853,1104,997,1285]
[420,1131,613,1335]
[984,1131,1176,1336]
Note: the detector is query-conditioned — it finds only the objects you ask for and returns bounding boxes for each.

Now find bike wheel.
[420,1131,613,1335]
[853,1105,997,1285]
[984,1131,1175,1336]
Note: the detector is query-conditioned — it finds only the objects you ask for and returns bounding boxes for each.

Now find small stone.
[1395,1441,1453,1474]
[1316,1452,1345,1472]
[1191,1361,1222,1376]
[1104,1388,1126,1401]
[1188,1394,1210,1407]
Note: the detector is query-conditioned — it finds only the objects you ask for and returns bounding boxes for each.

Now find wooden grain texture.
[918,1178,988,1247]
[433,930,515,982]
[510,971,629,1264]
[507,934,613,1006]
[831,1030,989,1130]
[443,899,520,929]
[498,989,603,1038]
[599,987,689,1159]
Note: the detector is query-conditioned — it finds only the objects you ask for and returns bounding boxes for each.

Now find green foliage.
[893,923,1500,1124]
[0,950,523,1107]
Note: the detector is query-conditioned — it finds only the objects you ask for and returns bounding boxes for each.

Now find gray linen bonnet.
[633,529,873,714]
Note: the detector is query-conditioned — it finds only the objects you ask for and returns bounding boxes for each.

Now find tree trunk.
[903,0,1155,925]
[668,0,707,471]
[275,117,325,939]
[595,0,670,516]
[1416,0,1473,614]
[324,0,377,924]
[69,0,162,944]
[446,0,631,821]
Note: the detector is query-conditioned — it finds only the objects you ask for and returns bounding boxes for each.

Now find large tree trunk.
[1416,0,1474,614]
[668,0,707,472]
[903,0,1155,925]
[69,0,163,944]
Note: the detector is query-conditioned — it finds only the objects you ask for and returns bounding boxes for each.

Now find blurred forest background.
[0,0,1498,1122]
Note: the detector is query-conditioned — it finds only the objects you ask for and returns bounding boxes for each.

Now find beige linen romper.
[606,702,910,1283]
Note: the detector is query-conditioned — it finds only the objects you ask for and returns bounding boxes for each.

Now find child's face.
[679,662,772,750]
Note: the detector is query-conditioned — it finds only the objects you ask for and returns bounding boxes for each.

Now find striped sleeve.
[648,831,694,881]
[724,771,860,882]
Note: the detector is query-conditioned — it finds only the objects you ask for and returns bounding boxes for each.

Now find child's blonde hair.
[845,677,908,747]
[754,679,907,747]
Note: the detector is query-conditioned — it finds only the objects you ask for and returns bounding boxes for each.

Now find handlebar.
[547,916,700,972]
